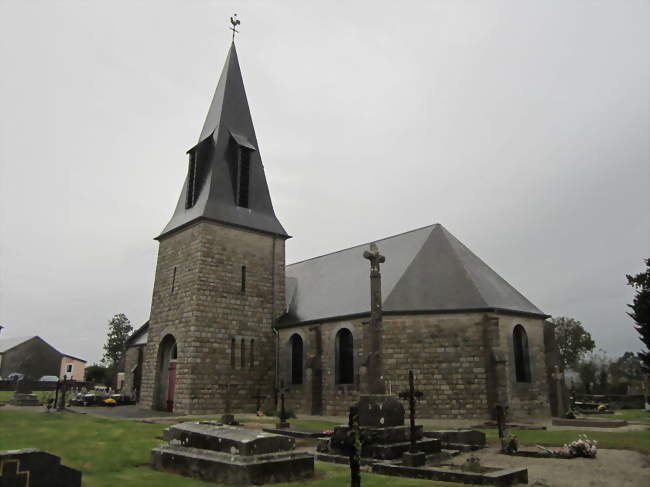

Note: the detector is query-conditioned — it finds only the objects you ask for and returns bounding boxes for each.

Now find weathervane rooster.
[230,14,241,42]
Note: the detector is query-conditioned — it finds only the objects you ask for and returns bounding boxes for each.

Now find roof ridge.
[287,223,440,267]
[437,227,491,308]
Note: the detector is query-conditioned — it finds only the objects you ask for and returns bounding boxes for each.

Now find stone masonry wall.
[140,220,285,415]
[498,314,551,419]
[279,313,491,419]
[279,312,551,420]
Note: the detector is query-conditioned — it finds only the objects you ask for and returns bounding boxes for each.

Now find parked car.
[39,375,59,382]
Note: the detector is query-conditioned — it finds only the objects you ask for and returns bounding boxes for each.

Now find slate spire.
[158,43,289,239]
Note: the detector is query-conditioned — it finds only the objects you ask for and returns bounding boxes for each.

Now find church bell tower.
[139,43,288,414]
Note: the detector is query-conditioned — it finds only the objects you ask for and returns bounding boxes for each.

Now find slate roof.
[0,336,35,353]
[158,43,288,240]
[126,321,149,347]
[280,224,547,326]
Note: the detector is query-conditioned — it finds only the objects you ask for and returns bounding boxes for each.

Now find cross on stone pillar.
[221,383,237,425]
[363,242,386,395]
[0,459,30,487]
[276,380,290,429]
[398,370,424,453]
[551,366,566,417]
[348,405,361,487]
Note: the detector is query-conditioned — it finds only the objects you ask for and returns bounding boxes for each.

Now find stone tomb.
[151,422,314,485]
[320,394,441,461]
[0,448,82,487]
[7,381,41,406]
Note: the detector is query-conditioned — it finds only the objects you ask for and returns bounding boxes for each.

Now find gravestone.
[151,422,313,485]
[7,379,40,406]
[0,449,81,487]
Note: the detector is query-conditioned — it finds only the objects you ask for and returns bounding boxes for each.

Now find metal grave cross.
[277,380,290,425]
[398,370,424,452]
[495,403,509,452]
[348,405,361,487]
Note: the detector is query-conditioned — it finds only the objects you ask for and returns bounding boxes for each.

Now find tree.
[102,313,133,368]
[627,258,650,374]
[577,350,610,394]
[551,316,596,371]
[85,363,109,384]
[609,351,644,394]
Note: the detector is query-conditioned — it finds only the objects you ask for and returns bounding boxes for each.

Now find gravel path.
[447,447,650,487]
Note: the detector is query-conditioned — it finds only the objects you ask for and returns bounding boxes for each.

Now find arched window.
[335,328,354,384]
[240,338,246,368]
[290,334,303,385]
[513,325,531,383]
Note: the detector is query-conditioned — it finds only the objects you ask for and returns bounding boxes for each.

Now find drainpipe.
[270,235,279,408]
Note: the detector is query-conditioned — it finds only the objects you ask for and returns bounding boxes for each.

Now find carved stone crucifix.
[363,242,386,395]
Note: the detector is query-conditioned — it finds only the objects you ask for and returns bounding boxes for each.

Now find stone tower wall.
[140,220,285,415]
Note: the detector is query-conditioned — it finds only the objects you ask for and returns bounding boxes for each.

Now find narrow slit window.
[171,266,177,294]
[250,339,255,369]
[335,328,354,384]
[237,148,250,208]
[231,338,236,369]
[241,265,246,293]
[240,338,246,368]
[186,152,197,209]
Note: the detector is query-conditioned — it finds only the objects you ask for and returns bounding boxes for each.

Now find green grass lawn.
[0,410,461,487]
[479,426,650,454]
[0,390,54,403]
[614,409,650,424]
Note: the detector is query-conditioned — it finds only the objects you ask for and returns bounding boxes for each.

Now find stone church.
[125,43,559,420]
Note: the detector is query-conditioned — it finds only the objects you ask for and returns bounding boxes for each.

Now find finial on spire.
[229,14,241,42]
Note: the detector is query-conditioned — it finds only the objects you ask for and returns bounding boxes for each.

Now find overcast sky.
[0,0,648,365]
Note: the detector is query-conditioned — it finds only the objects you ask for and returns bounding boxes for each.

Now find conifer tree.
[627,259,650,374]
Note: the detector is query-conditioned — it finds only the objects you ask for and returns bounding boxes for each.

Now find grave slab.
[372,461,528,486]
[552,418,627,428]
[152,422,314,485]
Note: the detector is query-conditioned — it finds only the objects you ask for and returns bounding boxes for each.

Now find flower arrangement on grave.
[103,398,117,407]
[461,454,482,472]
[564,434,597,458]
[597,403,607,411]
[322,429,333,436]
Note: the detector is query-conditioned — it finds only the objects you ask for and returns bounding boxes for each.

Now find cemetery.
[1,4,648,487]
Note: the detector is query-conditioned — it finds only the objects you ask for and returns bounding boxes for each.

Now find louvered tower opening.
[237,148,250,208]
[185,152,198,209]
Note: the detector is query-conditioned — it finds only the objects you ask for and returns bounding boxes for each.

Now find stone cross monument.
[363,242,386,395]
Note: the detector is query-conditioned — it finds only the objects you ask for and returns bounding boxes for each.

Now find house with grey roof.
[132,41,557,420]
[0,335,86,381]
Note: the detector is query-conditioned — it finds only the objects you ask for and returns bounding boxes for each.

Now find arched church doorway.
[156,335,178,412]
